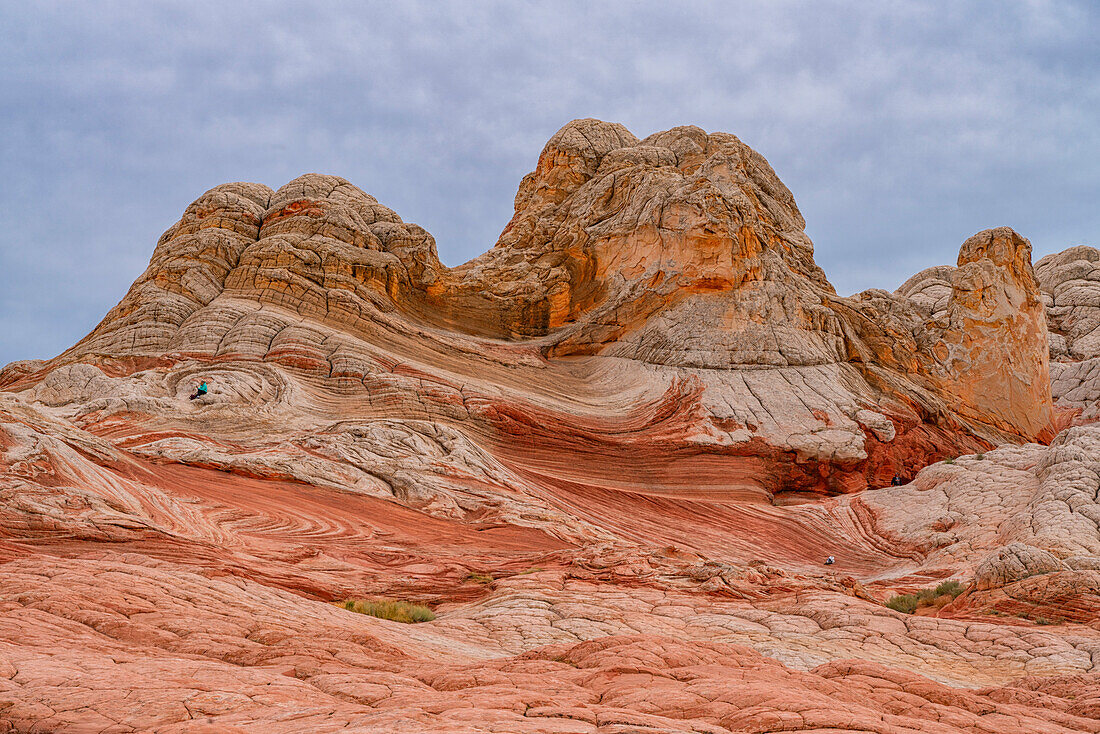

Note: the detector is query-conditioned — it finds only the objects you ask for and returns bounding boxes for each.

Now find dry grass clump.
[465,573,493,585]
[885,594,919,614]
[340,599,436,623]
[929,579,965,599]
[885,579,966,614]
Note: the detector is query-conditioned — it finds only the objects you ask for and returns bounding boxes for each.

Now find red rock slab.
[4,553,1100,733]
[144,462,572,555]
[512,466,905,576]
[8,456,576,605]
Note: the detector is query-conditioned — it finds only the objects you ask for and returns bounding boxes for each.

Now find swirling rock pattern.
[1,120,1099,733]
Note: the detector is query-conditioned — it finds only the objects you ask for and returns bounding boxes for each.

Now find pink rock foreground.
[2,120,1099,732]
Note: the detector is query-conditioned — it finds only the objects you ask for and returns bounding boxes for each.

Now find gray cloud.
[2,0,1097,364]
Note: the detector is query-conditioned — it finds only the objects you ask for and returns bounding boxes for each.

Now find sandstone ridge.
[15,120,1055,502]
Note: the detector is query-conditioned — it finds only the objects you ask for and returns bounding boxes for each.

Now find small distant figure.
[189,380,208,400]
[824,556,835,566]
[891,475,904,486]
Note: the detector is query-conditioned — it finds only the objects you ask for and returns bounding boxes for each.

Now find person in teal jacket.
[189,381,208,400]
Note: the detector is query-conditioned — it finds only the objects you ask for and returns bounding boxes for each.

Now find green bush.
[465,573,493,585]
[339,599,436,623]
[975,453,985,460]
[944,457,955,465]
[886,579,967,614]
[915,587,939,605]
[885,594,918,614]
[933,579,965,598]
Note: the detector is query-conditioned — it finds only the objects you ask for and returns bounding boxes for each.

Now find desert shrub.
[915,587,939,605]
[933,579,965,598]
[886,594,918,614]
[944,457,955,465]
[886,580,967,614]
[975,453,985,460]
[339,599,436,623]
[465,573,493,585]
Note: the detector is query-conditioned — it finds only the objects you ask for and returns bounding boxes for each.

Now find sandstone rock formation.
[1035,245,1100,426]
[924,228,1053,439]
[2,119,1098,733]
[9,121,1057,504]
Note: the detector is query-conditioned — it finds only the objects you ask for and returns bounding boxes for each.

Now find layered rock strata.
[1,119,1097,733]
[12,120,1055,503]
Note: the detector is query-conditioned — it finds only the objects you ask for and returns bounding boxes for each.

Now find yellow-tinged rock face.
[929,227,1053,440]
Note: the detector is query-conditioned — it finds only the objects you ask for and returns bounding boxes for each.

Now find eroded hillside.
[1,120,1098,733]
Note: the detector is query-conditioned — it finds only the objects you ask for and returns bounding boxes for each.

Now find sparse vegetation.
[339,599,436,623]
[885,594,918,614]
[991,609,1066,625]
[518,567,545,575]
[944,457,955,465]
[931,579,965,598]
[975,453,985,460]
[465,573,494,585]
[885,579,967,615]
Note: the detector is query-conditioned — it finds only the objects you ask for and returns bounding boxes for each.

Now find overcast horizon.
[2,1,1098,365]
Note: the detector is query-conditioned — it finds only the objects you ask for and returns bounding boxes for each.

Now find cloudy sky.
[1,1,1097,365]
